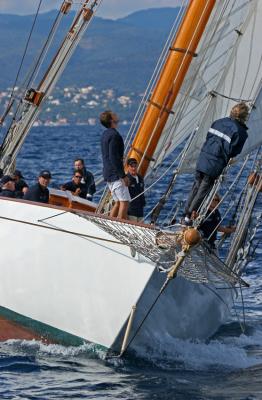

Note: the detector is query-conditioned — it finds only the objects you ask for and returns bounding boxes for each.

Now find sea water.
[0,125,261,399]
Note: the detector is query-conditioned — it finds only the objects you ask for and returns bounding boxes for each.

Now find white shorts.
[128,215,144,223]
[108,179,131,202]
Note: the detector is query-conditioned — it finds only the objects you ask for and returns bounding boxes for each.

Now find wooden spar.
[127,0,216,176]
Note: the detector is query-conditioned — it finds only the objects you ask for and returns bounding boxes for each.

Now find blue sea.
[0,125,261,399]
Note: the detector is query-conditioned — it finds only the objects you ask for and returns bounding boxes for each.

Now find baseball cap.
[12,169,24,179]
[127,158,138,166]
[39,170,52,179]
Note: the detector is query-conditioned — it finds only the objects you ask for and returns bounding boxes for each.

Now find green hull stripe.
[0,305,105,349]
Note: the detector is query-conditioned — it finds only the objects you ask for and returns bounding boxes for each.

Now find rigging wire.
[0,0,43,130]
[143,0,232,174]
[124,0,188,152]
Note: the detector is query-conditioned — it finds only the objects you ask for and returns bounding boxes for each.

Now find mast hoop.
[169,47,197,57]
[147,99,175,115]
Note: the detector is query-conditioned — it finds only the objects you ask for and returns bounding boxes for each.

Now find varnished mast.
[127,0,216,176]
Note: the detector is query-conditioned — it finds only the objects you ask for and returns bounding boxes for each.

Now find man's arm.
[217,225,236,234]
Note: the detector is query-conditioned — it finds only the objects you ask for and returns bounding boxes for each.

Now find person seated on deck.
[0,175,16,198]
[11,169,29,198]
[198,194,236,250]
[60,170,87,199]
[184,102,249,225]
[24,170,51,204]
[74,158,96,200]
[127,158,146,222]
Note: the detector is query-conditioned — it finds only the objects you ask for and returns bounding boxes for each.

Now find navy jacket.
[24,183,49,203]
[127,173,146,218]
[101,128,125,182]
[199,209,221,247]
[79,167,96,197]
[15,178,28,198]
[196,117,248,178]
[0,189,15,198]
[61,181,87,199]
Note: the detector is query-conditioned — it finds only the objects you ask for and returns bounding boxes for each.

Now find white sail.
[149,0,262,174]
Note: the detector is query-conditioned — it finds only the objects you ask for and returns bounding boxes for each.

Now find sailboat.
[0,0,261,355]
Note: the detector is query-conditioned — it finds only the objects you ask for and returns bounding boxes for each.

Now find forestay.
[148,0,262,175]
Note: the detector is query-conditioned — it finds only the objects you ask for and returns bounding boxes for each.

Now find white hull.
[0,197,233,352]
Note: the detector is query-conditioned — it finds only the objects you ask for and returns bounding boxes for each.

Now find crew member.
[199,194,236,249]
[74,158,96,200]
[0,175,16,198]
[127,158,146,222]
[185,102,249,224]
[61,170,87,199]
[11,169,28,198]
[24,170,51,203]
[100,110,130,219]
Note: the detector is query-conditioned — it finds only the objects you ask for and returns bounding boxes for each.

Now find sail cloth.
[149,0,262,175]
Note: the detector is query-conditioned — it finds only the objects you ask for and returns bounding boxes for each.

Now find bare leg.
[118,201,129,219]
[110,201,120,218]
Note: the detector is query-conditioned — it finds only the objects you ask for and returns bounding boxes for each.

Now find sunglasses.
[75,175,82,178]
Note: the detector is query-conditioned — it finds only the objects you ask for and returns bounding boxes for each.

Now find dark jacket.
[196,117,248,178]
[127,173,146,218]
[199,209,221,247]
[24,183,49,203]
[15,178,28,198]
[0,189,15,198]
[61,181,87,199]
[81,167,96,197]
[101,128,125,182]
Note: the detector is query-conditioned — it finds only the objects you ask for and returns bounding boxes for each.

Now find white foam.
[3,327,262,371]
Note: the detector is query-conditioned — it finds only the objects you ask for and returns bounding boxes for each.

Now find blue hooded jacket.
[196,117,248,178]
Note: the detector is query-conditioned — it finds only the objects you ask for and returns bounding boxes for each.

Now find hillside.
[0,8,180,92]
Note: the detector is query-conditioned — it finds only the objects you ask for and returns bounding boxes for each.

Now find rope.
[0,0,43,130]
[124,1,188,152]
[0,214,126,246]
[119,275,171,357]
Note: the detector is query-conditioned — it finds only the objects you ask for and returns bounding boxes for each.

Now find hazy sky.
[0,0,182,19]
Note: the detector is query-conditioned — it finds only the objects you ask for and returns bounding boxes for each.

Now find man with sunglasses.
[60,170,87,199]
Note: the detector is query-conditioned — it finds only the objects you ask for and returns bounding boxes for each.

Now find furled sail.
[149,0,262,175]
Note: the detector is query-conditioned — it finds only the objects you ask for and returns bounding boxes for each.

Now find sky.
[0,0,182,19]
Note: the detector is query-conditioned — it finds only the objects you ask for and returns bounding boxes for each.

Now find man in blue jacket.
[100,110,130,219]
[127,158,146,222]
[185,102,249,224]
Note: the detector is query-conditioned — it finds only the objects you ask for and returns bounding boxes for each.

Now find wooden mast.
[127,0,216,176]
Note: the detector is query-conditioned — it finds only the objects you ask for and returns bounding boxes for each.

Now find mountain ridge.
[0,7,180,91]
